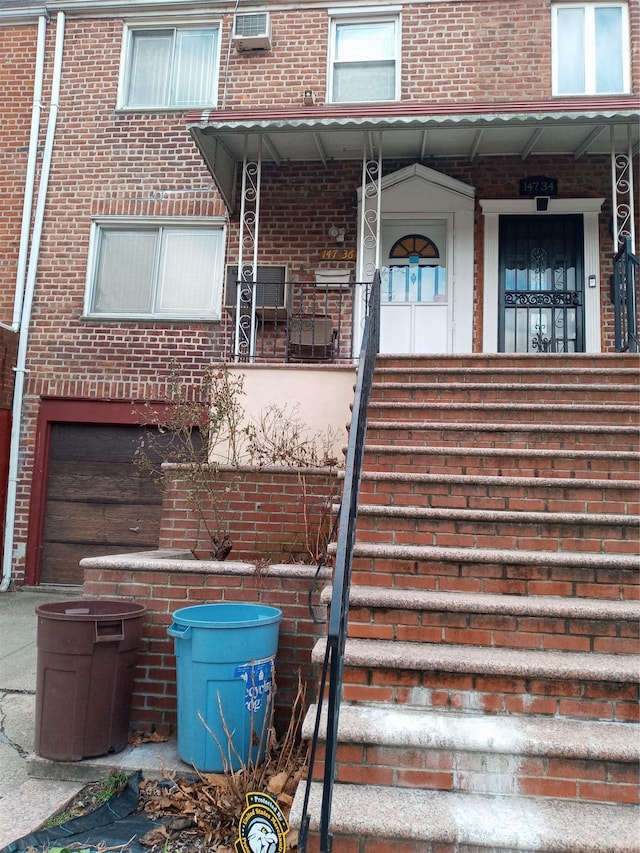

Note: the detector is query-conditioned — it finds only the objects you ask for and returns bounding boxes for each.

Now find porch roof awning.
[186,98,639,210]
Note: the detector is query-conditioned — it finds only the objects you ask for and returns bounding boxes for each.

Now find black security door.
[499,215,584,353]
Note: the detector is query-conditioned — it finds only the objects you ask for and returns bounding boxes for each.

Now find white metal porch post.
[354,133,382,357]
[234,136,262,361]
[611,125,636,252]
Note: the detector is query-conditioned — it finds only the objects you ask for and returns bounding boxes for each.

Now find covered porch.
[187,98,638,360]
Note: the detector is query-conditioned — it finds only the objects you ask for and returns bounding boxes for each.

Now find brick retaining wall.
[81,551,331,737]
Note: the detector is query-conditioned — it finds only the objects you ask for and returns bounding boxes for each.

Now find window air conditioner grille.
[234,13,268,38]
[232,13,272,50]
[225,265,288,310]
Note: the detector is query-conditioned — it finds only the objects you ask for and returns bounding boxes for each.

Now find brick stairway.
[292,354,640,853]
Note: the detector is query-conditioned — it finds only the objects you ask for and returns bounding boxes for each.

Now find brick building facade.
[0,0,637,588]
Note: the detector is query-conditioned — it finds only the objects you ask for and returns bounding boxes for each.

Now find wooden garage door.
[40,424,165,585]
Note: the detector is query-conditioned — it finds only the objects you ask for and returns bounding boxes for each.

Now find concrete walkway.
[0,586,192,850]
[0,587,86,847]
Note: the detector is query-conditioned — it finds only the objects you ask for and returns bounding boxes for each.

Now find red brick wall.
[82,556,330,735]
[218,1,638,109]
[81,461,338,733]
[158,465,340,565]
[0,328,17,409]
[0,23,37,323]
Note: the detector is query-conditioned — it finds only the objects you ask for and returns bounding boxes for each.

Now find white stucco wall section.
[216,365,356,464]
[480,198,604,353]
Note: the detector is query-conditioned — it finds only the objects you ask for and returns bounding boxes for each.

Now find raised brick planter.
[81,550,331,736]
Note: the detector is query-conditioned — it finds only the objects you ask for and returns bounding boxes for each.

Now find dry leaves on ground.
[137,677,308,851]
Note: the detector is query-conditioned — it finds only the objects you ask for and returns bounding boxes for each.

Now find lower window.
[85,219,225,320]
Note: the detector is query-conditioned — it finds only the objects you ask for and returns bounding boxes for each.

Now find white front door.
[354,163,475,358]
[380,220,449,354]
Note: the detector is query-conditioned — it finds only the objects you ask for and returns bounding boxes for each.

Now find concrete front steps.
[292,354,640,852]
[290,703,639,850]
[293,782,637,853]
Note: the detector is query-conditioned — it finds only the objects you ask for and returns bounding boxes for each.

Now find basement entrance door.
[498,215,585,353]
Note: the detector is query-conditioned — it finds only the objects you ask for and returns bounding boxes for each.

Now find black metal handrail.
[298,271,380,853]
[612,237,639,353]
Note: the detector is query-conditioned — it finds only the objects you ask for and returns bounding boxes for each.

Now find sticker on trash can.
[234,658,274,712]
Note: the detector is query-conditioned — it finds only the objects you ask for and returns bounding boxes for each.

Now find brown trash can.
[34,599,146,761]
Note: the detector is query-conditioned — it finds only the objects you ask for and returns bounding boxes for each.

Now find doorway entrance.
[380,221,449,353]
[356,163,475,356]
[498,214,585,353]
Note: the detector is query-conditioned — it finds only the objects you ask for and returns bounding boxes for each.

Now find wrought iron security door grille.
[498,215,584,353]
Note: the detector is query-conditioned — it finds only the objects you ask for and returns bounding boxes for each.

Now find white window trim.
[116,19,222,111]
[84,216,226,322]
[327,10,402,104]
[480,199,604,354]
[551,2,630,96]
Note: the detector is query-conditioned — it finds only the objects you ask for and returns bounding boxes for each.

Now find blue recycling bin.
[168,603,282,772]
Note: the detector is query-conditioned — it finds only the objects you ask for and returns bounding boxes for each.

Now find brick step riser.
[376,353,640,366]
[357,480,640,515]
[367,406,640,427]
[310,745,638,805]
[374,370,640,386]
[354,517,638,554]
[370,387,640,405]
[299,835,540,853]
[364,427,640,453]
[362,453,640,479]
[347,607,639,655]
[356,511,637,537]
[339,669,638,724]
[350,563,639,600]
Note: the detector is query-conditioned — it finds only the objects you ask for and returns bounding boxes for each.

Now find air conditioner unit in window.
[225,265,289,315]
[232,12,272,51]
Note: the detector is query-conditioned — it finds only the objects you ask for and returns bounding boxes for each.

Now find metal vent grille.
[225,265,287,309]
[234,13,268,37]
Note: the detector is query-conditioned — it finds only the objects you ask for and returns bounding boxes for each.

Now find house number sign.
[320,248,356,260]
[519,176,558,196]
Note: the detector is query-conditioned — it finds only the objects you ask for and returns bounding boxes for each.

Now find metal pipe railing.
[298,270,380,852]
[613,237,639,353]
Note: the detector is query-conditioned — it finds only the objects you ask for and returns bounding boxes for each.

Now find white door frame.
[480,198,604,353]
[357,163,476,354]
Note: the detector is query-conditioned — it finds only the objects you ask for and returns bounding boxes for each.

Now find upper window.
[552,3,630,95]
[328,15,400,103]
[120,25,220,109]
[85,220,225,320]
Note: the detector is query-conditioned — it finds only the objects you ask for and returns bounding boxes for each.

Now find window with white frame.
[328,14,400,103]
[120,24,220,109]
[85,221,225,320]
[552,3,630,95]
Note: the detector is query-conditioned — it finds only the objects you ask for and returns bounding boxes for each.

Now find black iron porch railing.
[226,278,361,363]
[298,271,381,853]
[612,237,639,353]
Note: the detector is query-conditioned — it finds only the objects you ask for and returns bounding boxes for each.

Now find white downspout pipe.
[1,11,65,592]
[13,15,47,331]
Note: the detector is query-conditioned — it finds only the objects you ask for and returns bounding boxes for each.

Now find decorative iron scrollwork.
[531,327,552,352]
[504,291,581,307]
[614,152,633,246]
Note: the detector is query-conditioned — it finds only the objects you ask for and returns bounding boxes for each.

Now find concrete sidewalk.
[0,586,190,850]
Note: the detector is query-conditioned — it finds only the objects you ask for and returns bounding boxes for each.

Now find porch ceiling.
[186,99,639,210]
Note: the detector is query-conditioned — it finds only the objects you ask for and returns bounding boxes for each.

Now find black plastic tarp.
[1,772,166,853]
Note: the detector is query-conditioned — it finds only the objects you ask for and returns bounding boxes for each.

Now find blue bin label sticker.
[234,658,274,713]
[235,791,289,853]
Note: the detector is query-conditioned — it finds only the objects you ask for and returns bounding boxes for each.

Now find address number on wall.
[320,248,356,260]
